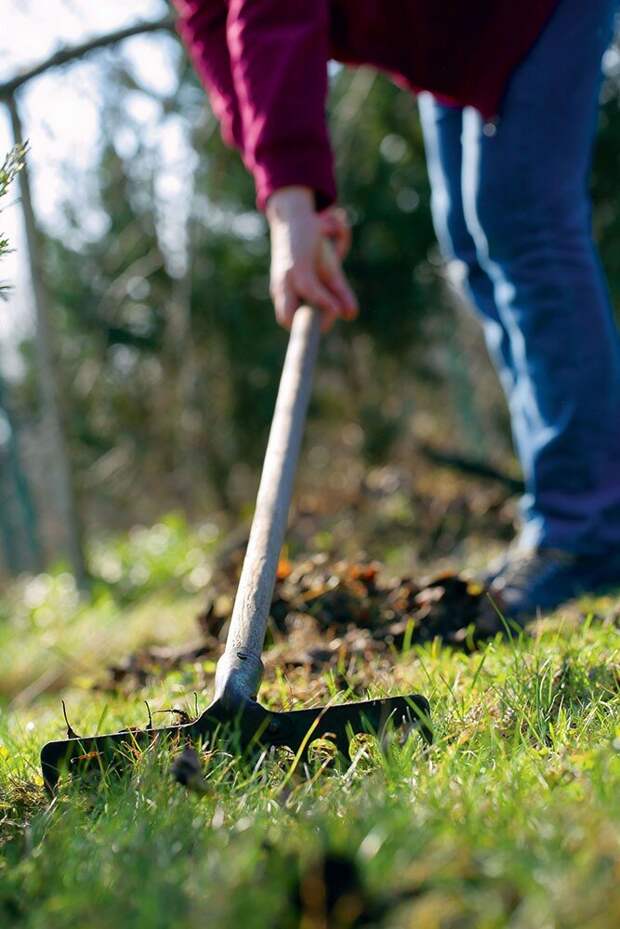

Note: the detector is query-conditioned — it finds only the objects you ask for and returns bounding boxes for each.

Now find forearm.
[175,2,354,330]
[173,0,242,149]
[226,0,336,210]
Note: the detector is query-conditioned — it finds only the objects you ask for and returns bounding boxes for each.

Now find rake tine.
[61,700,80,739]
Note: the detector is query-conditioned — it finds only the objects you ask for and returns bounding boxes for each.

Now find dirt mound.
[104,555,493,691]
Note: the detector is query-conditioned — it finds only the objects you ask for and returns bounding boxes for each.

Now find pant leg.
[418,93,516,394]
[460,0,620,555]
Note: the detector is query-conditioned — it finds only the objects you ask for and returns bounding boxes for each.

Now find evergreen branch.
[0,144,28,298]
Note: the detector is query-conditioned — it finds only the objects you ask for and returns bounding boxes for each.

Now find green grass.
[1,523,620,928]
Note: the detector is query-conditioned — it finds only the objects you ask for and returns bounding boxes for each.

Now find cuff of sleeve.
[253,146,337,212]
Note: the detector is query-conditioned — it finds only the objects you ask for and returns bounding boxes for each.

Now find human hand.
[266,186,358,331]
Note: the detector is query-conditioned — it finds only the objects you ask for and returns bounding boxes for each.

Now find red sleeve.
[173,0,243,150]
[226,0,336,210]
[175,0,337,211]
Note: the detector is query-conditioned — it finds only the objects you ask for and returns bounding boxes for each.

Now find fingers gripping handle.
[215,305,322,709]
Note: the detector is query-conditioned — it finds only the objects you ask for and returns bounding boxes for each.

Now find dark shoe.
[485,546,620,625]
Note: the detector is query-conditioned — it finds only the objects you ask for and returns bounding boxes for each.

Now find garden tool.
[41,303,431,793]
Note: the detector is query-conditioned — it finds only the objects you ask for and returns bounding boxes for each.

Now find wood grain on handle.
[225,305,321,661]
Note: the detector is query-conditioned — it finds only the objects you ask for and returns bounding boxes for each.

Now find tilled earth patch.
[101,554,493,693]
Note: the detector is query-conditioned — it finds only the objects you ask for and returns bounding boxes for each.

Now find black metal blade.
[263,693,432,758]
[41,693,431,793]
[40,701,230,794]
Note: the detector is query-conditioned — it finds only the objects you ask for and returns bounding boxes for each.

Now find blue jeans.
[418,0,620,556]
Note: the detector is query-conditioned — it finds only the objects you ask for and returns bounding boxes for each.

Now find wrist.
[266,186,315,223]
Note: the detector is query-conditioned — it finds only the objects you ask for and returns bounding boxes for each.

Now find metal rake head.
[40,692,432,793]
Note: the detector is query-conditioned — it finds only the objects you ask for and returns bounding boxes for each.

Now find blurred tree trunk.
[0,375,43,574]
[7,94,89,589]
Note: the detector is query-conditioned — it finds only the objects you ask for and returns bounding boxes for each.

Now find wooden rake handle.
[215,304,322,705]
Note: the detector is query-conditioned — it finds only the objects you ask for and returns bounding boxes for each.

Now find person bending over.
[174,0,620,621]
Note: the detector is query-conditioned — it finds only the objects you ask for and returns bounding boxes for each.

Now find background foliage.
[1,23,620,572]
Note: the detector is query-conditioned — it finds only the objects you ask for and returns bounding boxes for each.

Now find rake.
[41,304,432,793]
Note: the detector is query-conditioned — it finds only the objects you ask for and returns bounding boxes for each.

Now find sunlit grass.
[1,521,619,928]
[0,514,219,701]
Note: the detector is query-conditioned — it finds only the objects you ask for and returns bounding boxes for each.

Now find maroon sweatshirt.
[174,1,560,210]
